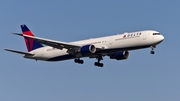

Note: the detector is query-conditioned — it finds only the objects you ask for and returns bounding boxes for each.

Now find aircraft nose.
[160,35,164,41]
[156,35,164,44]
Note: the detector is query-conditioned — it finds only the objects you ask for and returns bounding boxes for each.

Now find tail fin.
[21,24,43,52]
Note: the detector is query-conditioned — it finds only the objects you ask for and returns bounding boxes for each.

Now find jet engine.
[80,45,96,54]
[110,51,129,60]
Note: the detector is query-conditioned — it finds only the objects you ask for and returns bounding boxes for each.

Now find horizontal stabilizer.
[11,32,23,36]
[4,49,34,55]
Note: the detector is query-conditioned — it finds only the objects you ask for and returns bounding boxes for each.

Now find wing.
[12,33,81,50]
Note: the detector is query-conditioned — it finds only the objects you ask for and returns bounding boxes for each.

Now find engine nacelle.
[110,51,130,60]
[80,44,96,54]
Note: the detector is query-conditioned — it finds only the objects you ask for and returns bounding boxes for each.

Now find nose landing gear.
[150,51,155,54]
[150,45,156,54]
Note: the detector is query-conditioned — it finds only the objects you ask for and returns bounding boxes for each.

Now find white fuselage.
[25,30,164,61]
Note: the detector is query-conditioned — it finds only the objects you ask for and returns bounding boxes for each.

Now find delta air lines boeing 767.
[5,25,164,67]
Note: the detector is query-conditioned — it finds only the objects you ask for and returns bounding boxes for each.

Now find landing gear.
[94,62,104,67]
[150,45,156,54]
[74,58,84,64]
[94,55,104,67]
[150,51,155,54]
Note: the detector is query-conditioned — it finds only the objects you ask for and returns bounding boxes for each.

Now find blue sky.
[0,0,180,101]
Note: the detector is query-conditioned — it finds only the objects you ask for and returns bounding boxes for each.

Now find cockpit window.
[153,33,160,35]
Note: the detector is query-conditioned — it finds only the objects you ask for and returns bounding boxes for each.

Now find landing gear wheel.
[74,59,78,63]
[150,51,155,54]
[94,62,98,66]
[74,59,84,64]
[79,60,84,64]
[94,62,104,67]
[99,63,104,67]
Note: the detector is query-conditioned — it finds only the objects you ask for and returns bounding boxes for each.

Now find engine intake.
[110,51,129,60]
[80,44,96,54]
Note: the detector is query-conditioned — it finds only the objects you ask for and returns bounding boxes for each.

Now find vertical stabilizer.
[21,24,43,52]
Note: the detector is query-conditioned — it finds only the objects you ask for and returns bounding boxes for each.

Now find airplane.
[5,24,164,67]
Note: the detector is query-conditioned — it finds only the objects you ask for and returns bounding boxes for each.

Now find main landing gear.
[150,45,156,54]
[74,58,84,64]
[94,56,104,67]
[74,56,104,67]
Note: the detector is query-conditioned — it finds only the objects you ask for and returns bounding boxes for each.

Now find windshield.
[153,33,160,35]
